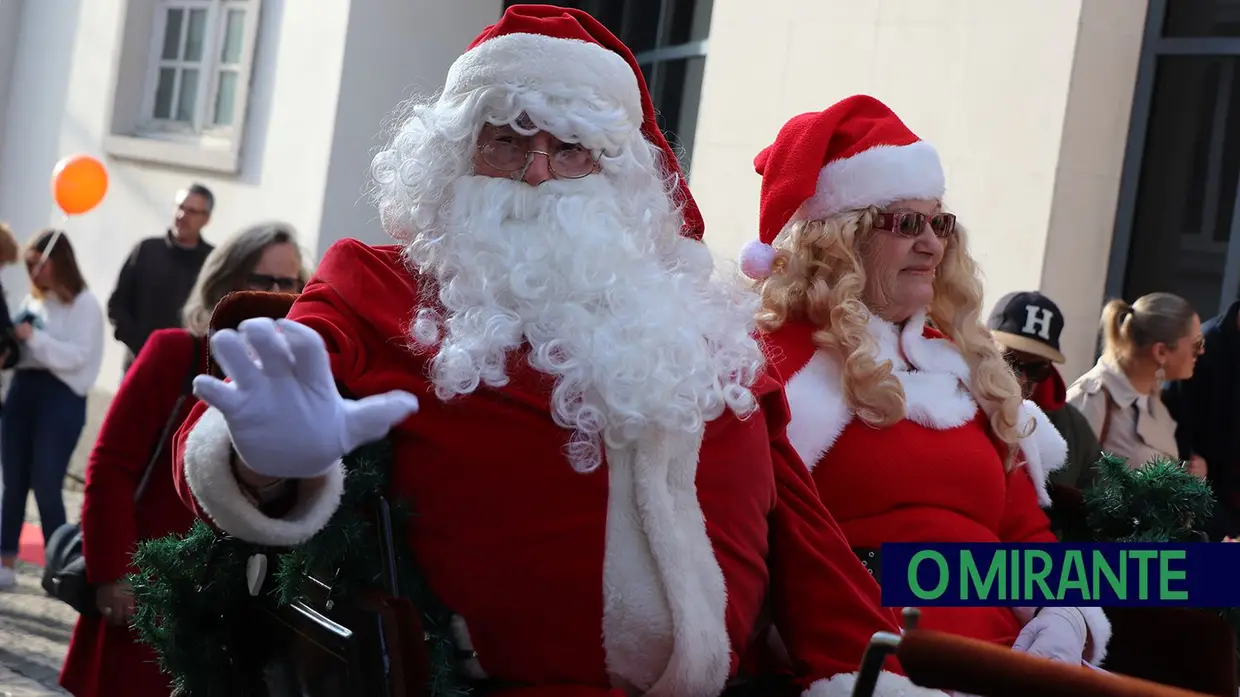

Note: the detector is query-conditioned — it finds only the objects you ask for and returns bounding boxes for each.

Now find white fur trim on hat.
[739,240,777,279]
[800,141,946,221]
[442,33,642,127]
[183,406,344,546]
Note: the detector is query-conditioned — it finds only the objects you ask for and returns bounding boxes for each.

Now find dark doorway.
[1109,0,1240,320]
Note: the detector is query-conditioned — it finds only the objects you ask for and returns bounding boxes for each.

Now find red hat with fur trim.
[443,4,705,241]
[738,95,944,279]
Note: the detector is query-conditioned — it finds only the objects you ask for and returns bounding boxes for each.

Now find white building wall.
[0,1,508,476]
[317,0,504,255]
[0,0,82,323]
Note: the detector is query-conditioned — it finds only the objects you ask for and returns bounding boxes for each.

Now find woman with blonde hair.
[1066,293,1202,475]
[61,221,307,697]
[742,96,1108,667]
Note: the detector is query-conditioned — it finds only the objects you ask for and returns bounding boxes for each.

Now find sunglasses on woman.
[874,211,957,238]
[247,273,301,292]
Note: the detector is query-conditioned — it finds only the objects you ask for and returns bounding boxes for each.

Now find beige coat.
[1066,356,1181,469]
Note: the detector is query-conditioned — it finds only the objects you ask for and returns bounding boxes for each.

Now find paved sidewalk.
[0,489,83,697]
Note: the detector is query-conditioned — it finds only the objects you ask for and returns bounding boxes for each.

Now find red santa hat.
[739,96,945,279]
[441,4,705,241]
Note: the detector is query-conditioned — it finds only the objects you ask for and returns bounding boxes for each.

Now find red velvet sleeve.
[82,328,196,583]
[762,384,910,686]
[997,466,1058,544]
[172,399,214,520]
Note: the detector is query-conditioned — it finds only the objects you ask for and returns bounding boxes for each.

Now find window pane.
[621,0,662,54]
[184,8,208,61]
[667,0,713,45]
[220,9,246,64]
[161,9,184,60]
[645,55,706,172]
[213,70,238,126]
[1122,56,1240,319]
[153,67,176,119]
[176,68,200,122]
[1164,0,1240,38]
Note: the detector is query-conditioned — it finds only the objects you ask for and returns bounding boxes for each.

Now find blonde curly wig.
[755,207,1030,468]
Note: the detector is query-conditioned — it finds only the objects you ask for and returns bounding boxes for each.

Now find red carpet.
[18,523,44,566]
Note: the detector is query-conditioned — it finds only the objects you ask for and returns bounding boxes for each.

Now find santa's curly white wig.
[367,83,764,473]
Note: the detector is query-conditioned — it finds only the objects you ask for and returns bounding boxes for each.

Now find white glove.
[1011,607,1089,665]
[193,317,420,479]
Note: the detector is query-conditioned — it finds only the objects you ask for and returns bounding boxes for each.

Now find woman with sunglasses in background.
[61,222,307,697]
[0,230,103,591]
[1067,293,1204,478]
[988,291,1101,491]
[742,96,1112,668]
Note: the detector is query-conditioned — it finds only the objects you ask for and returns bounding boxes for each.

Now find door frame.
[1106,0,1240,313]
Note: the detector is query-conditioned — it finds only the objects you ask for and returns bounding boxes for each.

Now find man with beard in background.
[169,6,944,697]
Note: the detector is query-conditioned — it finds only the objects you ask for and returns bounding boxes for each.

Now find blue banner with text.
[880,543,1239,607]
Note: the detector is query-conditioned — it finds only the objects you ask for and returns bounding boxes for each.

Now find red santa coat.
[170,239,947,697]
[61,329,200,697]
[761,313,1111,665]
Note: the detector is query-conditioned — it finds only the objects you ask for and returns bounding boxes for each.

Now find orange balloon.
[51,155,108,216]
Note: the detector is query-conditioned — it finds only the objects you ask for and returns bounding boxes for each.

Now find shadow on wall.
[63,387,114,492]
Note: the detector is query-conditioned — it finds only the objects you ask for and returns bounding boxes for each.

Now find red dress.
[168,239,947,697]
[761,314,1112,665]
[60,329,201,697]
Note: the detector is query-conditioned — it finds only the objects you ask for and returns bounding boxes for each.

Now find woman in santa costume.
[738,95,1111,669]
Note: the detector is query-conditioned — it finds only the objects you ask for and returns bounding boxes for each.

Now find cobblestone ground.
[0,490,83,697]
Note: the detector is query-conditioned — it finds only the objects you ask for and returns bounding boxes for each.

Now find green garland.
[1075,453,1216,543]
[1054,451,1237,669]
[128,441,472,697]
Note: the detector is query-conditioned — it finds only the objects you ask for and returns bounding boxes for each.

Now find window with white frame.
[142,0,259,139]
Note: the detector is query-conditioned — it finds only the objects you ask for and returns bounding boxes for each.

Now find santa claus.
[739,96,1111,669]
[169,7,946,697]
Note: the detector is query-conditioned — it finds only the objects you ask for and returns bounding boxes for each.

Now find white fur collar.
[783,310,1068,506]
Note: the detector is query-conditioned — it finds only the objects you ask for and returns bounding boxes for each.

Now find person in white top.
[0,229,104,589]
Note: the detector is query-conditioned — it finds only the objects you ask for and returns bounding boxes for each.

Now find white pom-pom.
[739,240,777,279]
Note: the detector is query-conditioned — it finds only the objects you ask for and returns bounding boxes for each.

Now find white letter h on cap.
[1022,306,1055,341]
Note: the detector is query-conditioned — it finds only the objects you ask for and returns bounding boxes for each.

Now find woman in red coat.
[736,96,1111,669]
[60,222,307,697]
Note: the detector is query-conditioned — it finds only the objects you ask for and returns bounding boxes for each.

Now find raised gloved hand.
[1011,607,1089,665]
[193,318,420,479]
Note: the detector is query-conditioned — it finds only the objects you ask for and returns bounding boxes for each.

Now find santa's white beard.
[407,174,763,472]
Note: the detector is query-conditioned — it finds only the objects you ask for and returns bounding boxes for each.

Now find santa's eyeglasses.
[873,211,957,238]
[477,138,600,180]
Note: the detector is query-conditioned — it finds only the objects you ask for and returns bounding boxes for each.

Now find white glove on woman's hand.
[1011,607,1089,665]
[193,318,420,479]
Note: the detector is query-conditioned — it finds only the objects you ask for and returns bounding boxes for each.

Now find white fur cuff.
[804,671,948,697]
[184,406,345,546]
[1077,606,1111,665]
